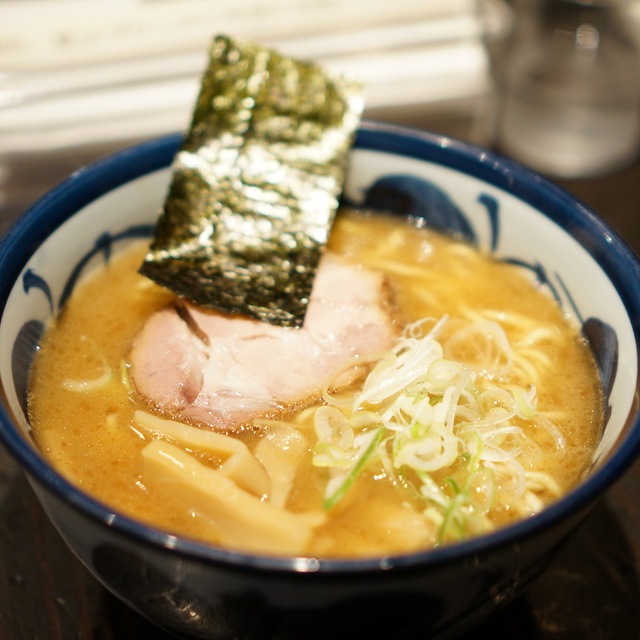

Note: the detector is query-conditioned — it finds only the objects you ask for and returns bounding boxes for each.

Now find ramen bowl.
[0,121,639,640]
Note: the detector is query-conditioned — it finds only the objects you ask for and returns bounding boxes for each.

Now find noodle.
[27,210,603,557]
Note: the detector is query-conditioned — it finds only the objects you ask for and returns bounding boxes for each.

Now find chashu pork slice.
[129,252,397,430]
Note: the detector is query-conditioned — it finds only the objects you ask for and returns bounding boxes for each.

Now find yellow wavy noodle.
[28,210,603,557]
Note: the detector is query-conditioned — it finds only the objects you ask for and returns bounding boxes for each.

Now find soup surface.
[28,210,603,557]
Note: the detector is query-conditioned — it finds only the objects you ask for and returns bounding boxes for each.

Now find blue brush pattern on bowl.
[0,121,639,639]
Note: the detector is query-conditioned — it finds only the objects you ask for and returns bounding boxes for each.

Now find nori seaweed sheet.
[140,35,364,327]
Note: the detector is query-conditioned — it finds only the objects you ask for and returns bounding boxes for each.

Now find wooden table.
[1,136,639,639]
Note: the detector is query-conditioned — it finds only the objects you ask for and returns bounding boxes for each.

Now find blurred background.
[2,1,640,639]
[0,0,512,229]
[5,0,640,229]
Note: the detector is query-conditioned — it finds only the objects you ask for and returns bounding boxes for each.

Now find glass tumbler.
[496,0,640,178]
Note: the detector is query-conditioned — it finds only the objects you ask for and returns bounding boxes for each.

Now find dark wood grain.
[1,137,639,639]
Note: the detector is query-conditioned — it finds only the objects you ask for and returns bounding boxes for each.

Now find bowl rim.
[1,119,640,574]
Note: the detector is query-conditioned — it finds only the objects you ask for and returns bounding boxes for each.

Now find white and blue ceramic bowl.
[1,121,639,640]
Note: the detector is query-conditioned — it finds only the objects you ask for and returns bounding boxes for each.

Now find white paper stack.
[0,0,511,152]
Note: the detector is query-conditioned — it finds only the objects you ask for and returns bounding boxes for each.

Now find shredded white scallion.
[311,315,566,544]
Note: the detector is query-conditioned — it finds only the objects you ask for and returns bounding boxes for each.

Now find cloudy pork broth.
[28,210,603,557]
